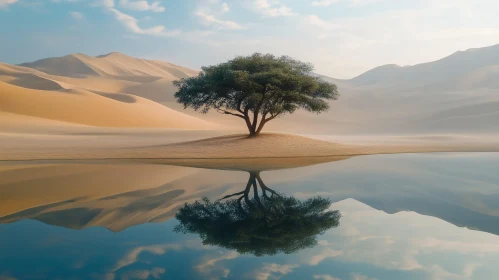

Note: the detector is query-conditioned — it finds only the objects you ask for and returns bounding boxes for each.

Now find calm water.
[1,153,499,280]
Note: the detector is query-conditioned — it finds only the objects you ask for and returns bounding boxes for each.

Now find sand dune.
[0,53,215,130]
[20,52,197,79]
[0,82,212,129]
[123,77,179,105]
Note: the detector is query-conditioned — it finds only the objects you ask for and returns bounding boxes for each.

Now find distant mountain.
[349,44,499,90]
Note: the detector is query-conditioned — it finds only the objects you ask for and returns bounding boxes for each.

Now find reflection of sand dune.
[2,154,499,236]
[0,163,248,231]
[0,158,339,231]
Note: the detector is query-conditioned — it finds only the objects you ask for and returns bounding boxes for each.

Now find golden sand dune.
[0,82,211,129]
[0,53,213,130]
[123,76,180,105]
[19,52,197,79]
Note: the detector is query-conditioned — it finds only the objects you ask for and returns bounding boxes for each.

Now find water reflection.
[1,154,499,279]
[174,171,341,256]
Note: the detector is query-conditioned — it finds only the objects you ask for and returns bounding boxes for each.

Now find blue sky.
[1,0,499,78]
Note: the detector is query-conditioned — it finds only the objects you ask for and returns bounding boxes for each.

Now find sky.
[1,0,499,78]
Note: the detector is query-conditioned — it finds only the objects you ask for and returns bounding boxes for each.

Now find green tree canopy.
[173,53,339,136]
[174,172,341,256]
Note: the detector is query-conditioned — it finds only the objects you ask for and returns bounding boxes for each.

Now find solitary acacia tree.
[174,172,341,256]
[173,53,339,137]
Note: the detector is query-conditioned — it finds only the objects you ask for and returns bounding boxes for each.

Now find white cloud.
[94,0,114,8]
[312,0,339,6]
[311,0,383,7]
[221,2,229,13]
[314,274,342,280]
[109,8,179,36]
[247,0,295,17]
[305,15,341,31]
[70,11,84,20]
[349,0,385,7]
[0,0,18,8]
[52,0,81,3]
[195,11,244,30]
[93,1,179,37]
[119,0,165,13]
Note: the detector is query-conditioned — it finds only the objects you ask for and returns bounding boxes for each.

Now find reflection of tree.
[174,172,341,256]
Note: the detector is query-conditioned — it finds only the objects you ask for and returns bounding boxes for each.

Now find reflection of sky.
[1,153,499,280]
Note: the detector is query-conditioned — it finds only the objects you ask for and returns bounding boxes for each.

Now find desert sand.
[1,130,499,165]
[3,49,499,135]
[1,51,498,166]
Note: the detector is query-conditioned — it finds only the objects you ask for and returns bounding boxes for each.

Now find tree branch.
[217,109,245,118]
[236,98,244,114]
[217,191,246,201]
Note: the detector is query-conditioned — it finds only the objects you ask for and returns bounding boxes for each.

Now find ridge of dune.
[19,54,102,77]
[0,81,212,129]
[123,76,179,104]
[19,52,198,79]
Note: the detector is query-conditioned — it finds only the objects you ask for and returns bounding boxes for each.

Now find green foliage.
[174,173,341,256]
[173,53,339,136]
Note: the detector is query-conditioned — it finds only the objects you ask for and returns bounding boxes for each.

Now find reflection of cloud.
[113,244,181,272]
[250,263,298,280]
[90,273,115,280]
[196,251,238,279]
[308,248,343,265]
[416,237,499,253]
[70,11,84,20]
[428,263,482,280]
[0,0,18,8]
[0,274,18,280]
[120,267,165,280]
[350,273,377,280]
[308,199,499,279]
[314,274,341,280]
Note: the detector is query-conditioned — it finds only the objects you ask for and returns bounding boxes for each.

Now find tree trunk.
[244,115,257,137]
[248,130,259,137]
[246,114,265,137]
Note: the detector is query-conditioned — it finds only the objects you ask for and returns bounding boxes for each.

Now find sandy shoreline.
[1,132,498,170]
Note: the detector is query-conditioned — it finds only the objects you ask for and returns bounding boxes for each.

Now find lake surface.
[1,153,499,280]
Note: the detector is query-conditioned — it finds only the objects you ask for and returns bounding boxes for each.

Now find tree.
[173,53,339,137]
[174,172,341,256]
